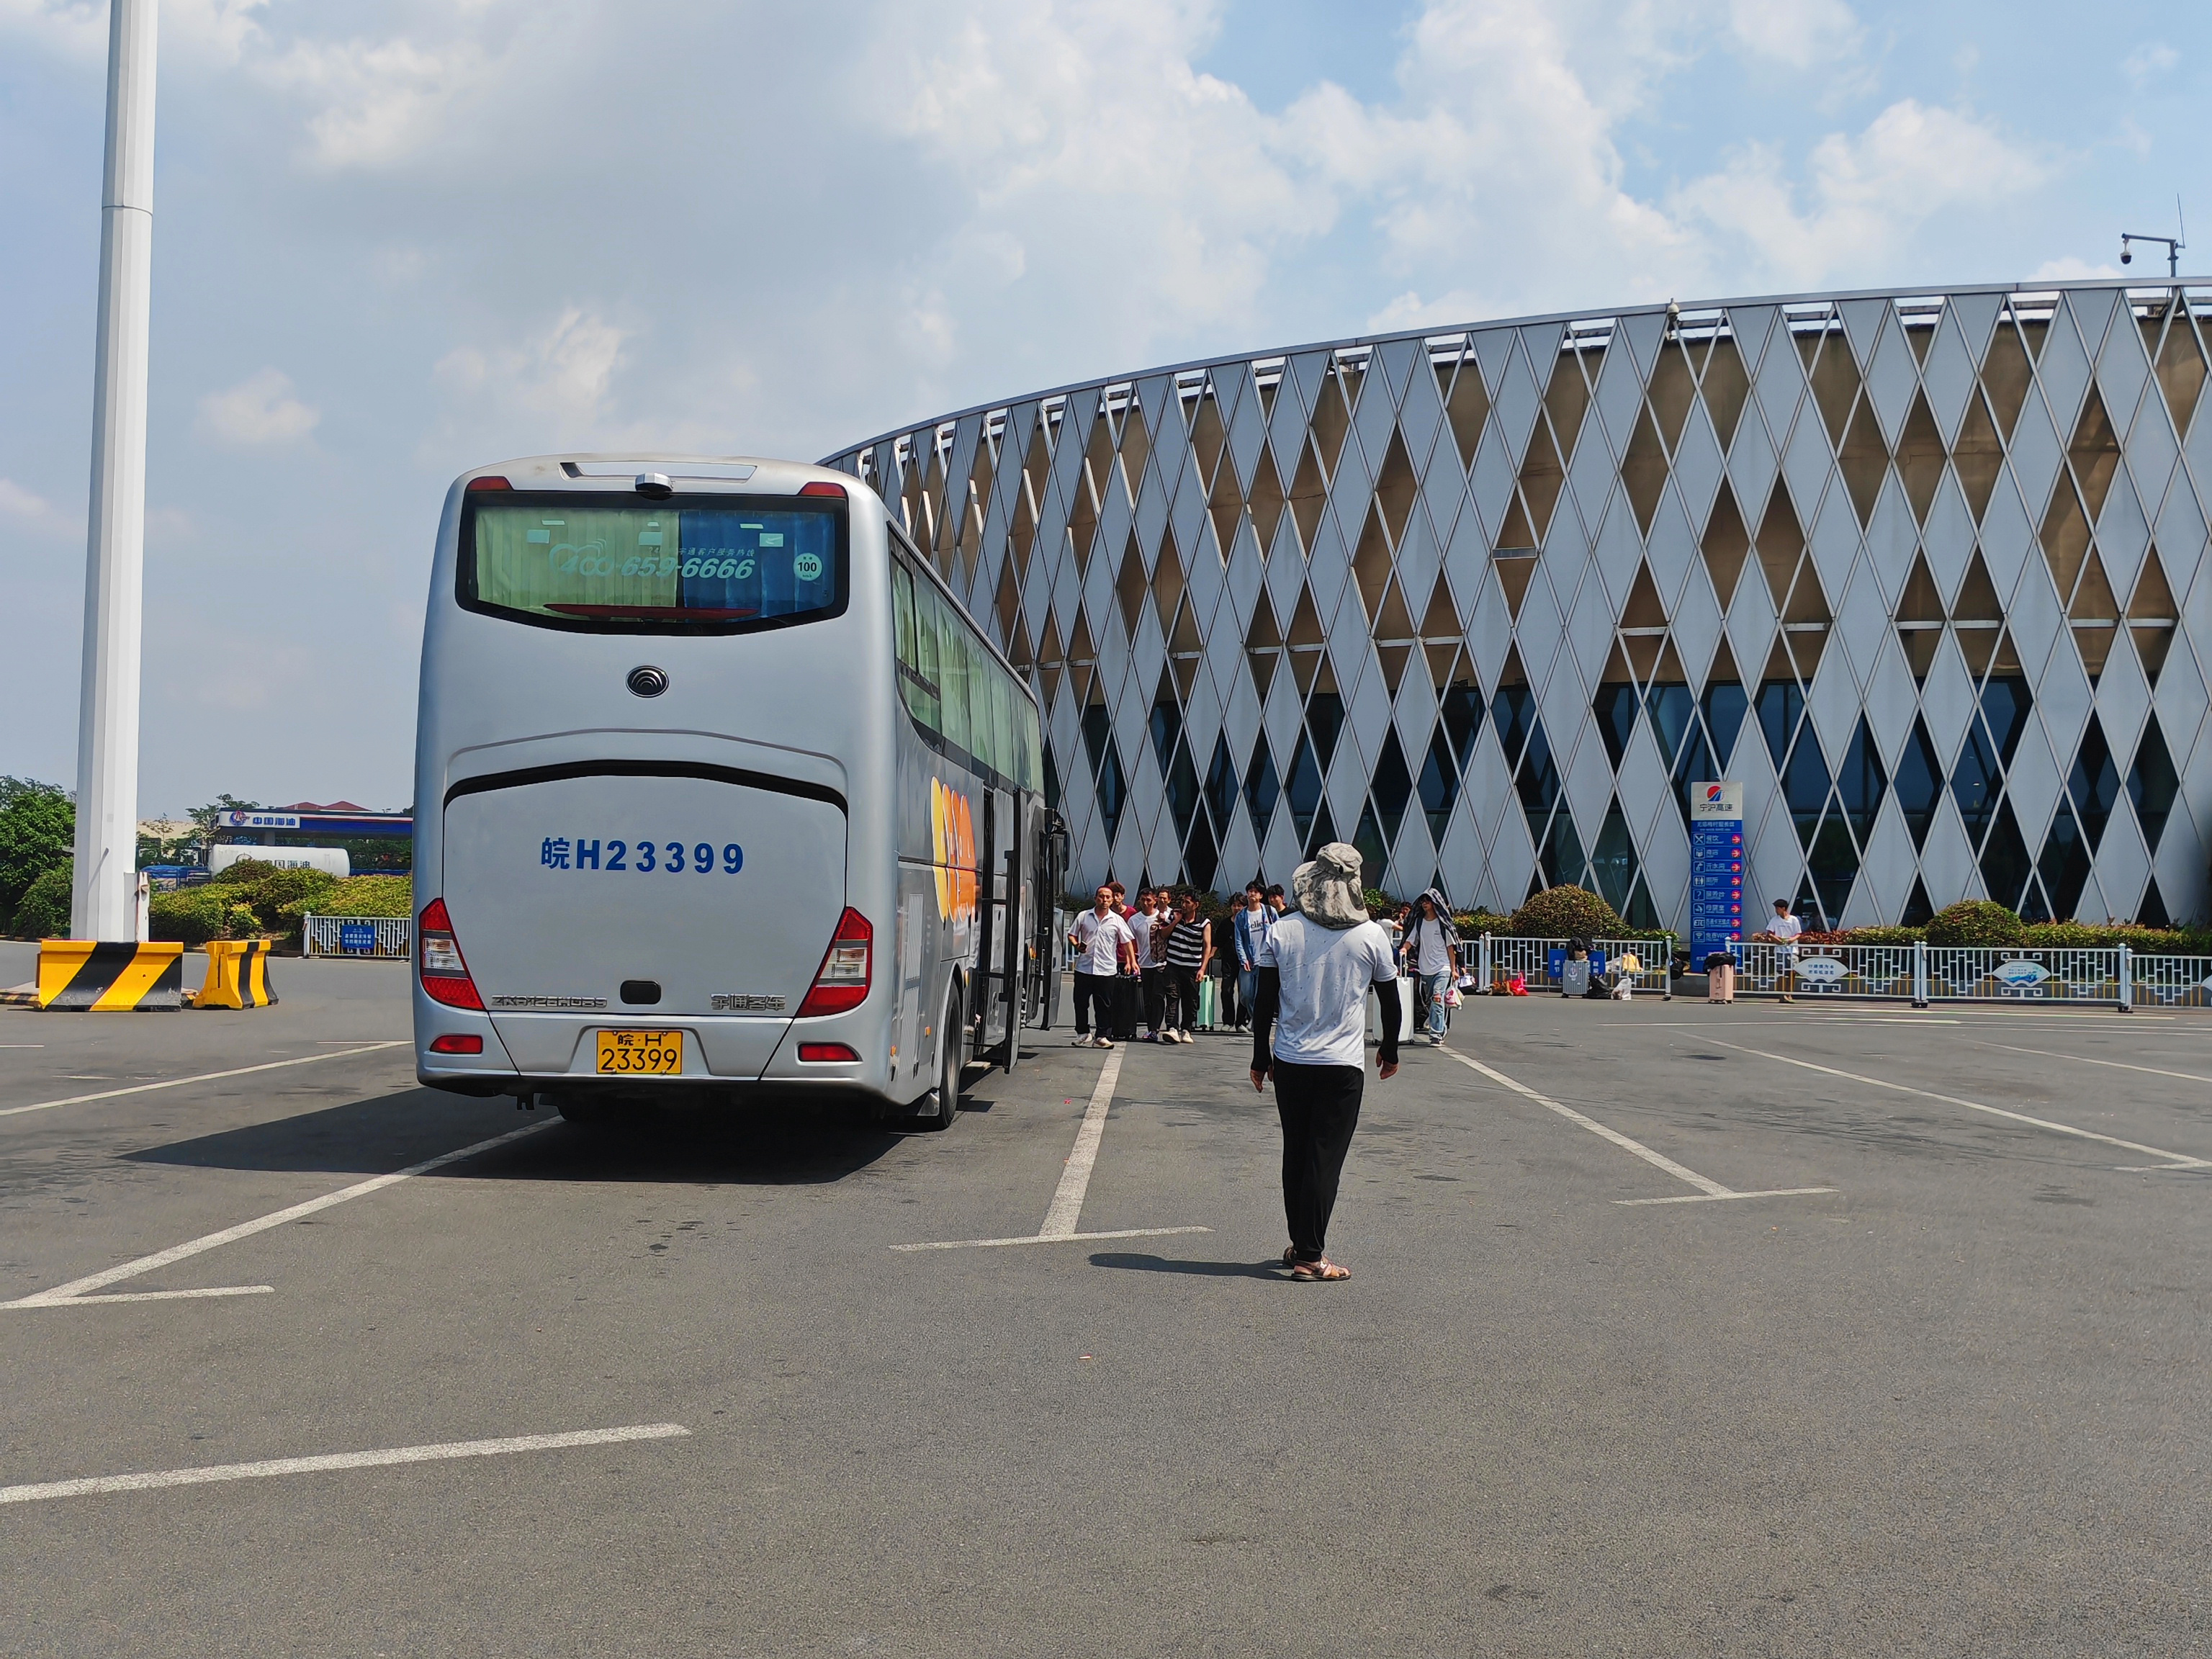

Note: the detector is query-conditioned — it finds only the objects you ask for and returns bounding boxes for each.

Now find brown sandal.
[1290,1257,1350,1282]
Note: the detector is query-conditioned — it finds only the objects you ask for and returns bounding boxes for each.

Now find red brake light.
[796,908,871,1017]
[467,476,511,492]
[418,897,484,1010]
[798,1043,858,1063]
[429,1033,483,1055]
[799,480,845,498]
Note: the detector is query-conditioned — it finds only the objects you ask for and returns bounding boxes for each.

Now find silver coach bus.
[411,454,1063,1130]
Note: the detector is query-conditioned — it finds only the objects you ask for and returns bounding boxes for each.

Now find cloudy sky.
[1,0,2203,814]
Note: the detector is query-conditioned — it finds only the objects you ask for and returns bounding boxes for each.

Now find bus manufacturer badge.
[711,993,785,1012]
[490,994,610,1009]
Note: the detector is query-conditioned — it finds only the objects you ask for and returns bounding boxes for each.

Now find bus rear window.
[461,495,845,632]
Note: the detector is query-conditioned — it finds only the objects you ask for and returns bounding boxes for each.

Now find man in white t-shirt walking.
[1249,842,1401,1282]
[1763,897,1804,1003]
[1067,885,1137,1048]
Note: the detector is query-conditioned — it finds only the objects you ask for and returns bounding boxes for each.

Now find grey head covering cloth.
[1289,842,1369,930]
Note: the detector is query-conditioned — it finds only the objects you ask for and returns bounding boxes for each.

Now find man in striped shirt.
[1159,891,1213,1043]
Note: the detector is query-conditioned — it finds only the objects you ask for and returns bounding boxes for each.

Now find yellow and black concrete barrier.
[36,942,186,1011]
[193,940,278,1010]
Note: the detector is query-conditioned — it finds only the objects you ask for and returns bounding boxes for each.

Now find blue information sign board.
[339,922,377,955]
[1687,781,1744,965]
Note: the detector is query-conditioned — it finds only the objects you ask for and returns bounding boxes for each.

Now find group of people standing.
[1066,880,1290,1048]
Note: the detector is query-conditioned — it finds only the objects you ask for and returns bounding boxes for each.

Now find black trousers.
[1071,971,1105,1035]
[1164,966,1201,1030]
[1140,966,1166,1033]
[1273,1061,1364,1262]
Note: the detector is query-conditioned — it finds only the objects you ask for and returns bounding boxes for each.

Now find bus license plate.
[596,1030,683,1075]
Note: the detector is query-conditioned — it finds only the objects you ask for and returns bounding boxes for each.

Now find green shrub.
[148,886,261,946]
[1453,909,1515,935]
[207,863,340,934]
[12,866,73,938]
[291,873,413,920]
[0,782,73,926]
[1925,900,2025,948]
[2016,921,2211,952]
[1844,925,1925,945]
[1509,885,1622,940]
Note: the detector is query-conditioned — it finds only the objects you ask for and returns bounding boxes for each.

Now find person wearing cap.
[1249,842,1402,1282]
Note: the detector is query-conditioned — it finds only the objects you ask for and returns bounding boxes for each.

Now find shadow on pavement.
[1088,1251,1285,1280]
[127,1087,900,1185]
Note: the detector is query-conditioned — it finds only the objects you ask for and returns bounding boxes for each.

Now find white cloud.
[0,0,107,60]
[1678,100,2046,286]
[2031,256,2124,282]
[263,32,495,168]
[434,307,631,429]
[866,0,1326,367]
[197,368,320,446]
[2123,42,2177,87]
[0,477,79,537]
[1727,0,1860,70]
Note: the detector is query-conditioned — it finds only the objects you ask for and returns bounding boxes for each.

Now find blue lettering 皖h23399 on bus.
[541,837,742,873]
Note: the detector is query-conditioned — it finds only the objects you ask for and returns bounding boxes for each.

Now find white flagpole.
[72,0,159,941]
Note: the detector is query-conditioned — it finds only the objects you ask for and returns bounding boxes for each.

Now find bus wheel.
[906,987,964,1132]
[554,1094,611,1128]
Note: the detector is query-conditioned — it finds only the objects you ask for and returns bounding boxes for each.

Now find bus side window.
[988,662,1012,783]
[892,559,917,682]
[912,576,942,732]
[939,598,971,756]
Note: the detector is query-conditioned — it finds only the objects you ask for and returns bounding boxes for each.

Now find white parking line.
[0,1423,688,1505]
[894,1225,1211,1253]
[1438,1044,1835,1206]
[1971,1041,2212,1087]
[0,1042,409,1118]
[895,1046,1212,1251]
[1705,1038,2212,1171]
[1040,1046,1123,1236]
[3,1120,553,1308]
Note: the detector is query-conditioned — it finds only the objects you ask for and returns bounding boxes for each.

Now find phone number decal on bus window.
[539,837,743,873]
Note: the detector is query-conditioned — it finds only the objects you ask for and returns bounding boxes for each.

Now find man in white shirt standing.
[1249,842,1401,1282]
[1067,884,1137,1048]
[1129,888,1165,1041]
[1763,897,1804,1004]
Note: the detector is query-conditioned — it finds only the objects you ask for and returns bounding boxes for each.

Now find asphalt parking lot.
[2,943,2207,1658]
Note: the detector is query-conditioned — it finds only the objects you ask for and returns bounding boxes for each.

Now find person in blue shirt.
[1231,879,1271,1033]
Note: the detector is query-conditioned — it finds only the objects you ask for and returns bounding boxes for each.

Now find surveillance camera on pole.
[71,0,158,943]
[2121,198,2188,279]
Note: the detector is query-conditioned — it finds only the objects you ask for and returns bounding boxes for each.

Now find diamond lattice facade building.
[826,282,2212,928]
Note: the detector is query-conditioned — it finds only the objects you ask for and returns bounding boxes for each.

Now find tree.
[186,793,264,841]
[0,779,73,927]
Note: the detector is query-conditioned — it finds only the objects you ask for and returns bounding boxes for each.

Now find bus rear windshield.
[461,494,845,632]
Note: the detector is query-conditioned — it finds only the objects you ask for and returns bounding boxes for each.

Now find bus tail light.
[467,475,511,492]
[428,1034,483,1055]
[798,480,845,498]
[798,1043,858,1063]
[418,898,484,1010]
[796,909,871,1017]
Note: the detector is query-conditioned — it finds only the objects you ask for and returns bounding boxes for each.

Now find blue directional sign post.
[1688,781,1744,966]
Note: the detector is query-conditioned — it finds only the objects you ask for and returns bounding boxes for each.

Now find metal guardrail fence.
[1470,933,2212,1010]
[301,914,413,959]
